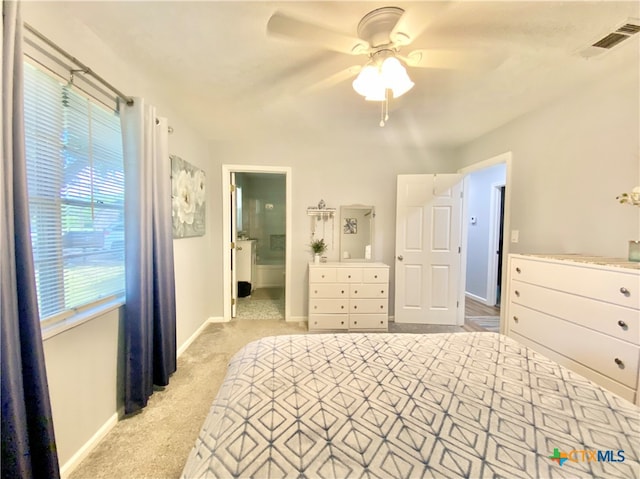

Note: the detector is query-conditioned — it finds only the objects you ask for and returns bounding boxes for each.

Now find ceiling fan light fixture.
[352,55,414,101]
[381,57,414,98]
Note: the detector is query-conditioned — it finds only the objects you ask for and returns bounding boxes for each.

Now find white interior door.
[395,174,463,324]
[230,172,238,318]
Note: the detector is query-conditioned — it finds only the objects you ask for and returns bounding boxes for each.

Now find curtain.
[120,99,177,414]
[1,1,61,478]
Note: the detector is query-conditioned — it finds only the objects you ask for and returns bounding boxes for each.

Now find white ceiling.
[54,1,639,149]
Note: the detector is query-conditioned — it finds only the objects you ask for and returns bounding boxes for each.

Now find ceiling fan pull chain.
[379,89,391,127]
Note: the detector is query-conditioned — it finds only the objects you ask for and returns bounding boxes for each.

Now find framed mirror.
[340,205,374,262]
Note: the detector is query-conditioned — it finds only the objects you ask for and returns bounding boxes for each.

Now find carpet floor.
[68,319,470,479]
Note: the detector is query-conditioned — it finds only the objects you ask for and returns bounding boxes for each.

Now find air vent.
[593,32,630,49]
[579,18,640,58]
[616,22,640,35]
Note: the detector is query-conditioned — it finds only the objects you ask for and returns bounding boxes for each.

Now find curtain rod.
[24,22,135,106]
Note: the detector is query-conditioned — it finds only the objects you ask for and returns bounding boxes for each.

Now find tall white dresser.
[308,262,389,332]
[505,254,640,405]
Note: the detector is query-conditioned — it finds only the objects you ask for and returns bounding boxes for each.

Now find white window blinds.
[23,61,125,323]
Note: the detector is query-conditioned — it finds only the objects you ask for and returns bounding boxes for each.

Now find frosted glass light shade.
[352,56,414,101]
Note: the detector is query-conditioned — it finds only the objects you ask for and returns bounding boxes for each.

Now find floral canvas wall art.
[171,155,206,238]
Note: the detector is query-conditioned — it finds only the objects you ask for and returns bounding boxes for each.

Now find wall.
[455,58,640,258]
[209,141,455,320]
[22,3,215,473]
[465,163,506,302]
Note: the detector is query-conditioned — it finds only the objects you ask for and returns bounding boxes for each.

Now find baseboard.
[177,318,218,358]
[60,412,118,479]
[207,316,228,324]
[465,292,489,305]
[286,316,307,323]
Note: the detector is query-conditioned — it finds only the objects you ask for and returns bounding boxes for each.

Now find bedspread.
[182,332,639,478]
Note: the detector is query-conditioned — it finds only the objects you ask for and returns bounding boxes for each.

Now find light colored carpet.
[68,318,468,478]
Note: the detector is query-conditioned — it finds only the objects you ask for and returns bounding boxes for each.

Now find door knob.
[397,255,403,261]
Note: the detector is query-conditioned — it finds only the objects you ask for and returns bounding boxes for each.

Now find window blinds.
[23,62,125,323]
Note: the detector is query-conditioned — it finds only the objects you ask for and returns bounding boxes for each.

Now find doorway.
[222,165,292,322]
[458,152,512,333]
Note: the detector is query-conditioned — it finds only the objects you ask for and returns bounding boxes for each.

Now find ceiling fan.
[266,5,492,124]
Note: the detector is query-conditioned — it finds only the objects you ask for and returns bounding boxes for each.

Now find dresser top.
[520,254,640,270]
[309,262,389,268]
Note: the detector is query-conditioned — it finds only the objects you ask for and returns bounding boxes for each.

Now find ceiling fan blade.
[301,65,362,95]
[402,49,504,71]
[267,11,369,55]
[390,3,452,47]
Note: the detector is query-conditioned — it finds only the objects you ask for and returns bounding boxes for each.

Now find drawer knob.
[513,316,519,323]
[514,290,520,297]
[353,305,357,310]
[618,320,628,329]
[515,267,521,274]
[341,321,344,325]
[314,290,318,294]
[341,305,344,309]
[348,275,351,278]
[354,290,358,294]
[381,290,385,294]
[380,305,384,309]
[354,321,358,325]
[619,287,630,297]
[614,358,625,368]
[374,275,378,279]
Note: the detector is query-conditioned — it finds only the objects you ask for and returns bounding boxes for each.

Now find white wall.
[209,141,455,320]
[22,3,215,472]
[455,58,640,258]
[465,163,506,302]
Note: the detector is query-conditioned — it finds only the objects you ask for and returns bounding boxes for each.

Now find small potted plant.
[310,238,327,264]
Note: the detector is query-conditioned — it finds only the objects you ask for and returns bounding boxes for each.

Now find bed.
[181,332,639,478]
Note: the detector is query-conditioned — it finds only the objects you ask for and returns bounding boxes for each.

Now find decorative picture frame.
[343,218,357,234]
[171,155,206,238]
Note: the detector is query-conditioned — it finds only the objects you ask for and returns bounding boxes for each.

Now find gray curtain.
[120,100,177,414]
[1,1,60,477]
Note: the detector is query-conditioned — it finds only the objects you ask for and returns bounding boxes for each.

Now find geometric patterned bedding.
[181,332,640,478]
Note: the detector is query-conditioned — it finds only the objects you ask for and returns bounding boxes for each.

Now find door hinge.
[231,298,236,305]
[460,191,464,199]
[458,246,461,253]
[230,241,235,249]
[230,184,236,192]
[457,301,459,308]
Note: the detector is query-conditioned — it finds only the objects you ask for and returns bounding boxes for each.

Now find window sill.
[41,296,125,341]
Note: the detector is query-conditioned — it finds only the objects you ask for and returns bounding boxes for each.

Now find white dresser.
[308,262,389,332]
[505,254,640,404]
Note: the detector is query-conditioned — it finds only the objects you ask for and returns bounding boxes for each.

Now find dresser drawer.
[362,268,389,283]
[510,257,639,309]
[309,314,348,330]
[309,283,349,298]
[309,267,337,283]
[350,314,388,330]
[509,303,640,388]
[309,299,348,314]
[350,283,388,298]
[336,268,363,283]
[350,299,388,314]
[510,281,640,345]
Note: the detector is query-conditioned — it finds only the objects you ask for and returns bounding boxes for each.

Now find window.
[23,61,125,325]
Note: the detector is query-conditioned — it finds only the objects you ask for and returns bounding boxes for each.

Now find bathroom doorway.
[235,172,286,319]
[222,165,291,322]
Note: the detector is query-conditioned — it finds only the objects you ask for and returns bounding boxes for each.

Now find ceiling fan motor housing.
[357,6,405,49]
